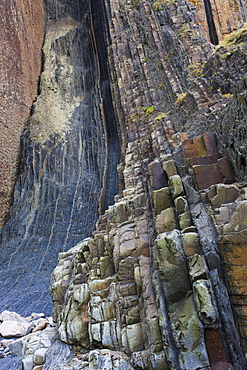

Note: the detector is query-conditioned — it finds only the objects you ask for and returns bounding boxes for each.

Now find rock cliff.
[0,0,44,227]
[0,0,247,369]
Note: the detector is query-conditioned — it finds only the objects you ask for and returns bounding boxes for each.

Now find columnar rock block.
[206,191,247,351]
[182,133,234,190]
[2,0,247,367]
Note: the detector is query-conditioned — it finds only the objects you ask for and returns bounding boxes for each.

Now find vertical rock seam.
[90,0,121,213]
[203,0,219,45]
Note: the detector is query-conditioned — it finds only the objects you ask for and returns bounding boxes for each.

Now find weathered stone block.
[120,239,138,258]
[125,305,140,325]
[118,257,136,283]
[153,187,171,216]
[89,277,116,293]
[175,196,188,215]
[193,280,218,325]
[170,293,210,369]
[155,230,191,303]
[99,256,115,278]
[169,175,184,198]
[207,184,239,207]
[0,321,31,338]
[119,283,137,297]
[91,323,101,343]
[178,211,192,230]
[67,315,89,345]
[188,154,220,166]
[223,201,247,242]
[150,351,169,370]
[126,323,144,352]
[146,317,162,345]
[101,321,119,349]
[182,136,207,158]
[155,207,177,234]
[181,232,200,256]
[148,161,167,190]
[218,157,234,184]
[193,163,223,190]
[188,254,208,281]
[163,160,177,177]
[34,348,47,365]
[203,133,217,155]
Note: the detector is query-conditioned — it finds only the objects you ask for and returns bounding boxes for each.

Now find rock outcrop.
[0,0,44,227]
[0,0,120,316]
[0,0,247,369]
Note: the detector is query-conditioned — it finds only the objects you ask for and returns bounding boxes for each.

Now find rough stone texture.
[0,0,44,227]
[1,0,247,369]
[0,0,120,316]
[186,0,246,44]
[204,189,247,352]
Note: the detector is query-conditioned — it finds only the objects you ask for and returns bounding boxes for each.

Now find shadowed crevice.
[203,0,219,45]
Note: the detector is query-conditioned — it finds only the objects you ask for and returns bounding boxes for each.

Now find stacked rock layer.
[1,0,247,369]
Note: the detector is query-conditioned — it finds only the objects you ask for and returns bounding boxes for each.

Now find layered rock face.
[0,0,44,227]
[0,0,119,316]
[1,0,247,369]
[188,0,246,44]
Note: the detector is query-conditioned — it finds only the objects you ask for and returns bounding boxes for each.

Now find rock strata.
[0,0,119,316]
[0,0,44,227]
[1,0,247,369]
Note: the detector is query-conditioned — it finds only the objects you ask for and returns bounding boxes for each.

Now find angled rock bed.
[0,0,120,317]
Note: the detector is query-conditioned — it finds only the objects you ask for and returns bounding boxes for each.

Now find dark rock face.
[0,0,119,316]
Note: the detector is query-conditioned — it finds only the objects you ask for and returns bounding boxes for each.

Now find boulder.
[174,196,188,215]
[163,159,177,177]
[34,347,47,365]
[0,321,31,338]
[148,161,167,190]
[0,310,27,323]
[188,254,208,281]
[193,280,218,325]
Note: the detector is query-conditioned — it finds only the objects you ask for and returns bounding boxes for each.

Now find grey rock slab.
[0,311,27,323]
[0,321,31,338]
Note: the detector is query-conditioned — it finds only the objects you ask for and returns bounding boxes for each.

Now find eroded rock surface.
[1,0,247,369]
[0,0,44,227]
[0,0,119,316]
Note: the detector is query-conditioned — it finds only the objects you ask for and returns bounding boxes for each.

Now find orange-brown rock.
[0,0,44,227]
[188,0,245,43]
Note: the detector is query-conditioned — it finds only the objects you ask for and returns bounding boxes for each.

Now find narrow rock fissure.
[90,0,121,212]
[203,0,219,45]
